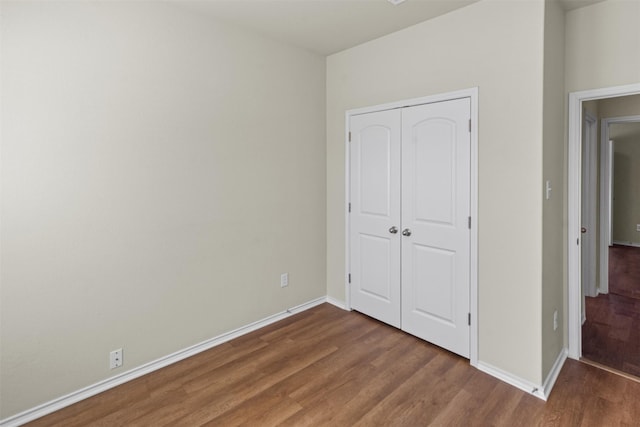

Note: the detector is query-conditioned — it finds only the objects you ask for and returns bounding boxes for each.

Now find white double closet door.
[349,97,471,358]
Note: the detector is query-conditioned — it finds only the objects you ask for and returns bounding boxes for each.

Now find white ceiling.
[173,0,606,56]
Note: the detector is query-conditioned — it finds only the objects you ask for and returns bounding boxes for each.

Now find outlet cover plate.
[110,348,123,369]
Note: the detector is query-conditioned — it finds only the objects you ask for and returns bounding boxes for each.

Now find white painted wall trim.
[476,362,546,400]
[477,349,566,401]
[346,87,478,117]
[469,90,479,369]
[567,82,640,361]
[541,349,568,400]
[582,110,598,297]
[613,240,640,248]
[0,296,328,427]
[326,295,349,310]
[344,108,352,310]
[599,136,613,294]
[344,87,479,368]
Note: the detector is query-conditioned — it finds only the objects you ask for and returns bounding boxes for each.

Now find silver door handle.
[402,228,412,236]
[389,226,398,234]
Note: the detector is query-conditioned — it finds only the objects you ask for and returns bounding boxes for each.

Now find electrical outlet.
[553,310,558,331]
[636,224,640,232]
[110,348,123,369]
[280,273,289,288]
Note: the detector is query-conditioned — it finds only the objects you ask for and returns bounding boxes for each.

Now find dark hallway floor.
[609,244,640,299]
[582,245,640,377]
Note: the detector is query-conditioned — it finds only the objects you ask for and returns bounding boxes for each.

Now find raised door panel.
[359,126,392,217]
[359,234,392,300]
[411,244,455,324]
[413,119,456,226]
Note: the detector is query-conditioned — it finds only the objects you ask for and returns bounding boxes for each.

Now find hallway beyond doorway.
[582,245,640,377]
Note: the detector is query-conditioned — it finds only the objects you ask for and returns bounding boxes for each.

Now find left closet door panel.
[349,109,402,328]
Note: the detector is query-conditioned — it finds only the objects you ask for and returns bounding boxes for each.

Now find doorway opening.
[568,83,640,379]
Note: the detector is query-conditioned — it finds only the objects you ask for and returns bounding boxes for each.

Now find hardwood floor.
[582,245,640,378]
[609,245,640,300]
[582,293,640,377]
[25,304,640,426]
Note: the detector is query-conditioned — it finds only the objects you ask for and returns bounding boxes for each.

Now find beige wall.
[541,0,565,381]
[598,94,640,118]
[565,0,640,93]
[0,1,326,418]
[583,100,599,118]
[327,0,545,384]
[611,123,640,244]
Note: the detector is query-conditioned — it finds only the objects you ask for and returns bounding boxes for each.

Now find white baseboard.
[0,296,327,427]
[477,348,567,401]
[613,240,640,248]
[326,295,348,310]
[541,348,568,399]
[477,362,545,400]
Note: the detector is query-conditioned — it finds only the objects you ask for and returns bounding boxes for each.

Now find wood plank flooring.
[25,304,640,426]
[582,293,640,377]
[609,245,640,300]
[582,244,640,377]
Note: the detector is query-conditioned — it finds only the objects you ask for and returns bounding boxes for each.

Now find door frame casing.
[567,83,640,360]
[344,87,479,367]
[582,110,598,298]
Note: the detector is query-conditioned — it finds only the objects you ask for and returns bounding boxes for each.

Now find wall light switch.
[545,180,552,200]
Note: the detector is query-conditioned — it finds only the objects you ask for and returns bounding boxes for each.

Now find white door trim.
[582,110,597,298]
[344,87,479,366]
[567,83,640,360]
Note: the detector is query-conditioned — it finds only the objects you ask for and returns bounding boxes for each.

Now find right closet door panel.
[401,98,471,358]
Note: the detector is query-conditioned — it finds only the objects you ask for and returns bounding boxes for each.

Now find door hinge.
[468,313,471,326]
[348,274,351,283]
[348,131,351,142]
[348,203,351,213]
[468,216,471,229]
[468,119,471,133]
